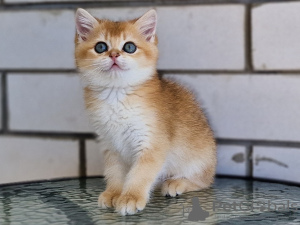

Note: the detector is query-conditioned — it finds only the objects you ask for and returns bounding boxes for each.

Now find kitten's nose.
[109,52,120,61]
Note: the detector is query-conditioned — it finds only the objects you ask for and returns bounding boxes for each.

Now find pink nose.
[110,52,120,61]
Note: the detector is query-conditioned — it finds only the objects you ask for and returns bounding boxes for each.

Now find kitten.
[75,8,216,216]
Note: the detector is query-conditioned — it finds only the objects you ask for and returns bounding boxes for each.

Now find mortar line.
[1,73,8,133]
[79,139,86,177]
[0,74,4,133]
[1,69,78,74]
[1,131,95,139]
[0,0,299,11]
[247,145,253,178]
[217,138,300,148]
[2,131,300,149]
[245,3,253,72]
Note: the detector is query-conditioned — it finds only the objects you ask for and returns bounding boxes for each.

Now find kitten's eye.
[95,42,108,54]
[123,42,137,54]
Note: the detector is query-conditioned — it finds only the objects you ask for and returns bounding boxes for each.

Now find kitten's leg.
[115,148,165,215]
[161,169,215,197]
[98,150,127,208]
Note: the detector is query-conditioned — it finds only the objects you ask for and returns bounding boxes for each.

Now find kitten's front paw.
[115,193,147,215]
[98,190,121,209]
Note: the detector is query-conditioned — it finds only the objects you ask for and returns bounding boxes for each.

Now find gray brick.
[253,146,300,183]
[216,145,250,177]
[7,73,92,132]
[0,136,79,184]
[252,2,300,70]
[0,10,75,69]
[157,5,245,70]
[165,74,300,142]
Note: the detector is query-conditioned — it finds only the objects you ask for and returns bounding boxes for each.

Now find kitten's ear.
[75,8,98,41]
[135,9,157,43]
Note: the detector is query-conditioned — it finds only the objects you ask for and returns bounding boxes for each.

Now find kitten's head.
[75,8,158,88]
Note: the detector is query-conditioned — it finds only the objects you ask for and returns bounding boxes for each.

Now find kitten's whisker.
[82,67,101,76]
[80,63,102,69]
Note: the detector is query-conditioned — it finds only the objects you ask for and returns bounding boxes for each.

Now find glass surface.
[1,177,300,224]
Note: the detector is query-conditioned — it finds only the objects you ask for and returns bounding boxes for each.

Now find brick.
[0,136,79,184]
[157,5,245,70]
[252,2,300,70]
[253,146,300,183]
[7,73,92,132]
[87,5,246,70]
[0,10,75,69]
[85,140,105,177]
[216,145,250,177]
[165,74,300,142]
[0,74,2,131]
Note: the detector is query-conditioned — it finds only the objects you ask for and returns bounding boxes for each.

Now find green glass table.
[1,177,300,224]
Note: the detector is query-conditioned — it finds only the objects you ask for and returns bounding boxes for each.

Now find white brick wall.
[1,2,300,184]
[253,146,300,183]
[166,74,300,142]
[0,137,79,184]
[7,73,92,132]
[252,2,300,70]
[216,145,250,177]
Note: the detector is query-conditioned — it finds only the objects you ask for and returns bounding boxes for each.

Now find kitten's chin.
[80,66,156,89]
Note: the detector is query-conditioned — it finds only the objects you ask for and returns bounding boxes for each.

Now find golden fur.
[75,8,216,216]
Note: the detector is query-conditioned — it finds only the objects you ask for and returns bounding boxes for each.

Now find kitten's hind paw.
[161,178,207,197]
[98,190,121,209]
[161,179,187,197]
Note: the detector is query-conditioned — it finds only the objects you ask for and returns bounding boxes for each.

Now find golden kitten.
[75,8,216,216]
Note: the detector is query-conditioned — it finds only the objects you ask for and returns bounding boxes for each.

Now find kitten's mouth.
[110,63,121,70]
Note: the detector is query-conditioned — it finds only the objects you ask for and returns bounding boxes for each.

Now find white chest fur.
[89,88,151,164]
